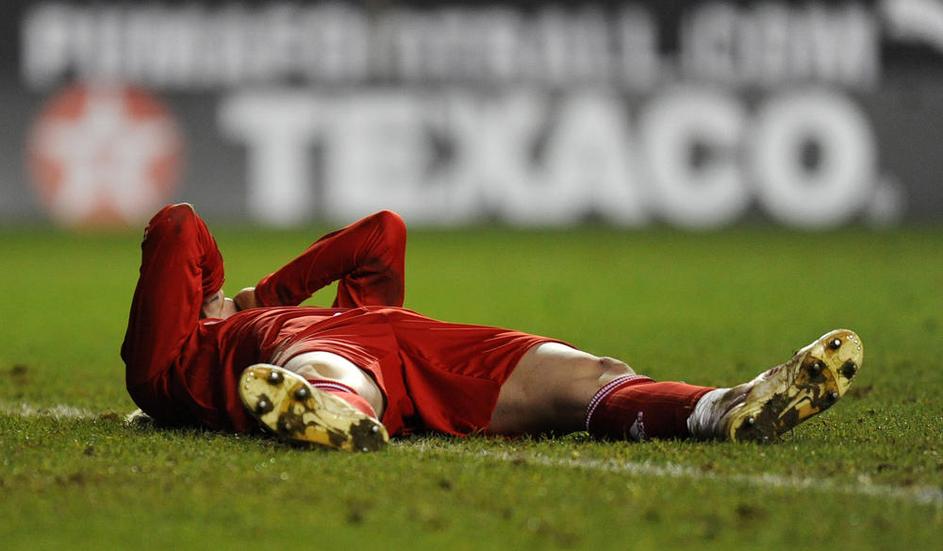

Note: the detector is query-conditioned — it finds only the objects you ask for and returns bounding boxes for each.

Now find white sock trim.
[310,381,358,395]
[686,387,728,438]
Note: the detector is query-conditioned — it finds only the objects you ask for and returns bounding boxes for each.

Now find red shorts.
[267,307,563,436]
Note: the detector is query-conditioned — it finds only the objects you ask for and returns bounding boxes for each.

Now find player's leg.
[121,203,225,423]
[238,353,388,452]
[488,343,712,438]
[489,329,863,442]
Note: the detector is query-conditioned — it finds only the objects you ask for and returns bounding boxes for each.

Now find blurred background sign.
[0,0,941,228]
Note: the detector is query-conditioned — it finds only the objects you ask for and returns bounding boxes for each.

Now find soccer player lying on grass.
[122,204,863,452]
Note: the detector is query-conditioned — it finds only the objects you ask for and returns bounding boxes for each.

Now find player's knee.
[551,356,612,409]
[554,358,634,417]
[598,356,634,379]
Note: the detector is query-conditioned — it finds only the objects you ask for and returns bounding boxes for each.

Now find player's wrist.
[234,287,260,310]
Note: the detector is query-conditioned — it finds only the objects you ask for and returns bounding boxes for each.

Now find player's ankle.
[686,387,732,440]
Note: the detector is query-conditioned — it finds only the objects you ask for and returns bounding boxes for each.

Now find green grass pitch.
[1,224,941,549]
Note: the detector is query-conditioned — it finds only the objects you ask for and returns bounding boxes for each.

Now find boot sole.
[238,364,389,452]
[727,329,863,443]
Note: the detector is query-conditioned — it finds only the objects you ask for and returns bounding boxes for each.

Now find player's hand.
[234,287,259,311]
[201,290,226,318]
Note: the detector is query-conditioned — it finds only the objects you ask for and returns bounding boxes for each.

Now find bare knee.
[525,344,633,384]
[551,356,634,414]
[598,356,635,382]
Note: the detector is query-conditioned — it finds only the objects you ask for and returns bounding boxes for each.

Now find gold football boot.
[239,364,389,452]
[712,329,863,442]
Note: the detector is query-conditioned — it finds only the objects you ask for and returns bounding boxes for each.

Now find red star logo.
[28,85,183,227]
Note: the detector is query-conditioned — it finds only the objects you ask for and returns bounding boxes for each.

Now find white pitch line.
[0,402,97,420]
[4,404,940,507]
[401,443,943,507]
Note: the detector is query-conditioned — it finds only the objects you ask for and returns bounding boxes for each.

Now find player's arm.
[237,210,406,310]
[121,203,224,397]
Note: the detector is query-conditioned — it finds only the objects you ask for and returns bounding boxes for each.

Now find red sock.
[585,375,714,441]
[307,380,378,419]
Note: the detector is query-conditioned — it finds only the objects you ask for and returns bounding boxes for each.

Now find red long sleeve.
[254,210,407,309]
[121,203,224,389]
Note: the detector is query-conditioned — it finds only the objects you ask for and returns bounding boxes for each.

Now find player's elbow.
[144,203,200,241]
[372,210,407,240]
